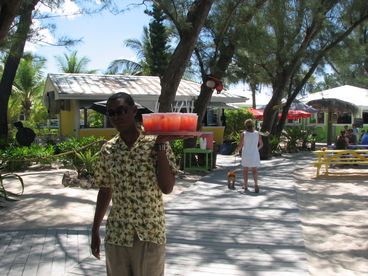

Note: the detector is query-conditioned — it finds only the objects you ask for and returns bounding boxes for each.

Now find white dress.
[241,130,261,168]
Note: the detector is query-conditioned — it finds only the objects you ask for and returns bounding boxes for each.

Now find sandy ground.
[0,168,202,231]
[294,166,368,276]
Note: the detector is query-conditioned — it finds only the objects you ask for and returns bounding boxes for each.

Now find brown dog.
[227,170,236,189]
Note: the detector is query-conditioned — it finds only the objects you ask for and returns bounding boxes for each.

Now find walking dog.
[227,170,236,189]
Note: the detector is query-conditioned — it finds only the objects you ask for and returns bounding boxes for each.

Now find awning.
[208,102,240,109]
[89,100,153,116]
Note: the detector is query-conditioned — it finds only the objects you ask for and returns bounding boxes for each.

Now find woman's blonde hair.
[244,119,255,132]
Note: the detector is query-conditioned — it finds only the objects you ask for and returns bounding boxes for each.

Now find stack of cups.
[142,113,198,132]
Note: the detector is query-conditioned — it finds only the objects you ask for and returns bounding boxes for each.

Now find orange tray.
[142,131,202,136]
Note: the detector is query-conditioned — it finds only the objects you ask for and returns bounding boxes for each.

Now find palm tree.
[12,53,46,121]
[107,3,171,76]
[55,50,97,73]
[106,27,150,75]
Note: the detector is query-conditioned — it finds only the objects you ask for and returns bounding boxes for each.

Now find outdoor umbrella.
[307,98,359,145]
[248,108,264,120]
[89,100,153,121]
[290,100,318,113]
[248,108,311,120]
[286,110,312,120]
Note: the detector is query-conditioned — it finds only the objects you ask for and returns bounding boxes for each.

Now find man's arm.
[156,148,176,194]
[91,187,112,259]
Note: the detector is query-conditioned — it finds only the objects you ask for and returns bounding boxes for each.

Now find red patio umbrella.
[248,108,311,120]
[248,108,264,120]
[286,110,312,120]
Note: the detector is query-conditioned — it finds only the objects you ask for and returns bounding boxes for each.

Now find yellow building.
[43,73,248,144]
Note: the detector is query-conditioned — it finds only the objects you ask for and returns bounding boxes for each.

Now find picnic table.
[347,144,368,149]
[314,149,368,177]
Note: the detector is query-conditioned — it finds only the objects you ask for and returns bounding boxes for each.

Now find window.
[80,108,104,128]
[317,112,324,124]
[206,107,219,126]
[363,111,368,124]
[337,112,352,124]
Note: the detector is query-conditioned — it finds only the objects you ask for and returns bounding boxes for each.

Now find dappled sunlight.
[0,170,98,230]
[164,154,308,274]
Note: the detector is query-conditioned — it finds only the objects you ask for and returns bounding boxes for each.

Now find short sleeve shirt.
[94,133,178,247]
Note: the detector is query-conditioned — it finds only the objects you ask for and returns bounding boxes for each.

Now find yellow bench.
[314,149,368,177]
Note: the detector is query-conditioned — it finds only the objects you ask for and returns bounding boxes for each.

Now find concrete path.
[1,153,311,276]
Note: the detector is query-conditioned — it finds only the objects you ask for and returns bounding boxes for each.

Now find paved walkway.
[1,153,311,275]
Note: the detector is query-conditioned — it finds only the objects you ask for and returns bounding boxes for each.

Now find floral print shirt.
[94,133,178,247]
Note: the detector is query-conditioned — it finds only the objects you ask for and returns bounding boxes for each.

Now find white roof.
[44,73,248,104]
[225,88,272,108]
[300,85,368,109]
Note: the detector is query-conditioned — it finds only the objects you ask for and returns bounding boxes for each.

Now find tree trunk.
[0,0,22,47]
[327,110,333,145]
[249,82,257,108]
[158,0,213,112]
[260,84,285,159]
[0,0,37,147]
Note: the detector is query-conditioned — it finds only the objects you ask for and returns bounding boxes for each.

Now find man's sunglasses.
[106,106,130,117]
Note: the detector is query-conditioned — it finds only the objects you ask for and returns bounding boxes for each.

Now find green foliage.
[12,53,46,120]
[281,126,316,153]
[87,110,104,128]
[224,109,253,141]
[57,136,104,168]
[107,4,171,77]
[0,144,55,171]
[170,139,184,167]
[74,149,99,177]
[57,136,103,153]
[269,134,282,156]
[55,50,97,73]
[0,136,104,173]
[145,2,170,76]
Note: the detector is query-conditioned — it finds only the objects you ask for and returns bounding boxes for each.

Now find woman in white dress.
[237,119,263,193]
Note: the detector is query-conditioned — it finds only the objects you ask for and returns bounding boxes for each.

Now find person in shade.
[90,92,182,276]
[236,119,263,193]
[335,130,349,149]
[361,130,368,145]
[13,121,36,146]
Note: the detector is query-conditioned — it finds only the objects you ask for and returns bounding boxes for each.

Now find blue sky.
[30,2,150,74]
[28,1,251,94]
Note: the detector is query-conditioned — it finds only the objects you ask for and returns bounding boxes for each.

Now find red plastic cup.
[180,113,198,131]
[162,113,182,132]
[142,114,154,132]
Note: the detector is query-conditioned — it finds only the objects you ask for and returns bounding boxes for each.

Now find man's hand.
[91,229,101,259]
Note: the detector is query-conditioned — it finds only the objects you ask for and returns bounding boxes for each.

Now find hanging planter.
[204,75,223,94]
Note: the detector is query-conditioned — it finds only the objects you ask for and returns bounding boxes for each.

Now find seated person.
[361,131,368,145]
[360,129,366,143]
[335,131,348,149]
[346,129,357,145]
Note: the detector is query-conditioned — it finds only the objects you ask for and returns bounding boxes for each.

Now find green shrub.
[170,139,184,167]
[224,109,253,141]
[0,144,55,171]
[57,136,104,168]
[282,126,313,152]
[74,149,99,177]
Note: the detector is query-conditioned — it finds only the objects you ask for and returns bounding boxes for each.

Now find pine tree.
[145,3,170,77]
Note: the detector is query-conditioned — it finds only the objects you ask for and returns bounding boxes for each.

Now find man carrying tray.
[91,92,184,276]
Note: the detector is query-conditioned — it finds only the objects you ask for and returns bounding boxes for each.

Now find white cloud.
[24,19,55,53]
[36,0,81,19]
